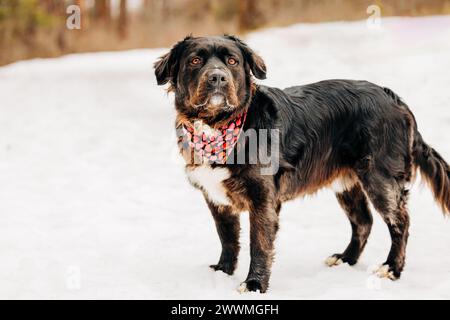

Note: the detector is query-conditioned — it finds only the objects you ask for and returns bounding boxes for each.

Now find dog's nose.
[208,70,228,88]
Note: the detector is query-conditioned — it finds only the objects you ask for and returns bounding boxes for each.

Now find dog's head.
[154,35,266,123]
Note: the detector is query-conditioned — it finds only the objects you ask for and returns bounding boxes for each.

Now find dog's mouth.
[209,93,225,106]
[193,92,236,111]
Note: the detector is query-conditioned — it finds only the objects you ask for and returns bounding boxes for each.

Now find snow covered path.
[1,16,450,299]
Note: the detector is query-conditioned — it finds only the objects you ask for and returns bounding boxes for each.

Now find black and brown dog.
[155,35,450,293]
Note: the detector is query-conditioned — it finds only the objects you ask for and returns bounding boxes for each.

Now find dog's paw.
[325,254,357,267]
[373,264,400,281]
[209,263,235,275]
[325,255,343,267]
[237,280,267,294]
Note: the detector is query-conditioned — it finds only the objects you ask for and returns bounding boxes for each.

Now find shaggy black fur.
[155,35,450,293]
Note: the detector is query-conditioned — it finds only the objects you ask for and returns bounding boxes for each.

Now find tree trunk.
[238,0,264,31]
[95,0,111,23]
[38,0,62,14]
[38,0,66,51]
[118,0,128,39]
[162,0,171,19]
[75,0,89,29]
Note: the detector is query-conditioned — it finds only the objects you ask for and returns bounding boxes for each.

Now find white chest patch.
[330,175,358,194]
[186,166,231,206]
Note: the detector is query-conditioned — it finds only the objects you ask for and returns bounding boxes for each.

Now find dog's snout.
[207,70,228,88]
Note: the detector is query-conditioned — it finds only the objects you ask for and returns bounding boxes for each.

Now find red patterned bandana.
[179,111,248,164]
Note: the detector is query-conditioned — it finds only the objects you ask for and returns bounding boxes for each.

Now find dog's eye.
[227,58,238,66]
[191,57,202,66]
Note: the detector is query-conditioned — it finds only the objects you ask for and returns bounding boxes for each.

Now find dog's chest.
[186,165,231,206]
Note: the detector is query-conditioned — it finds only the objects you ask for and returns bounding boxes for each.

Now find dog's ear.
[226,35,267,80]
[154,36,192,86]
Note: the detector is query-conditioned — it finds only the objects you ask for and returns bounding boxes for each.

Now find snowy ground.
[1,16,450,300]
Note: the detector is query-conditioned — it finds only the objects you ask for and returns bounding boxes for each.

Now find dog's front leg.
[207,201,240,275]
[240,205,279,294]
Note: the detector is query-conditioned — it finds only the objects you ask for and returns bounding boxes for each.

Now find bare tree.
[95,0,111,23]
[238,0,264,31]
[38,0,62,15]
[118,0,128,39]
[75,0,89,29]
[38,0,67,50]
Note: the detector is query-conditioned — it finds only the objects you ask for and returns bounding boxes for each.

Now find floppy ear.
[226,35,267,80]
[154,36,192,86]
[154,52,171,86]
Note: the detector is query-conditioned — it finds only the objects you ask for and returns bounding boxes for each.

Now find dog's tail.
[413,132,450,215]
[383,87,450,215]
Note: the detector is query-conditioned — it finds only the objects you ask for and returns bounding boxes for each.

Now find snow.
[1,16,450,299]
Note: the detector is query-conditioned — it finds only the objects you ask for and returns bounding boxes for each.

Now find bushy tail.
[414,133,450,215]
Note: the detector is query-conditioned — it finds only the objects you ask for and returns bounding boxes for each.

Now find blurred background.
[1,0,450,66]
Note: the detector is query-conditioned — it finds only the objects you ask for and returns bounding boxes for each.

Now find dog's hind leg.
[326,184,373,267]
[207,202,241,276]
[358,170,410,280]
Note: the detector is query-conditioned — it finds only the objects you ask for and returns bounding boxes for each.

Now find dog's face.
[155,36,267,121]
